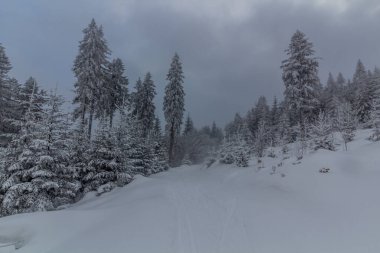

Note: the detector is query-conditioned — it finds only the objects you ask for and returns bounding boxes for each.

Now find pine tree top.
[0,44,11,79]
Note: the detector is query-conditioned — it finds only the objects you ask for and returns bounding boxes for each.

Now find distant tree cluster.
[221,30,380,166]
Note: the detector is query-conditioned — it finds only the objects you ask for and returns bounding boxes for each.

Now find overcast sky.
[1,0,380,127]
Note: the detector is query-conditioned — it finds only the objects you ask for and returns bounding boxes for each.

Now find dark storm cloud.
[1,0,380,127]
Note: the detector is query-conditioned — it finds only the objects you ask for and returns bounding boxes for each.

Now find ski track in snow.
[168,185,198,253]
[217,197,238,253]
[165,168,254,253]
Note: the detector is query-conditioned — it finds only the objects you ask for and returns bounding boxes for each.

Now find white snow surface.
[1,129,380,253]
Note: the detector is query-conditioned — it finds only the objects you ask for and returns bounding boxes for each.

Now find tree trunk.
[88,102,94,140]
[81,104,86,126]
[109,113,114,129]
[168,122,175,166]
[299,110,306,156]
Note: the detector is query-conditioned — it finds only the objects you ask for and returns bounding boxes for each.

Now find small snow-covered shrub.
[282,145,290,154]
[235,151,249,167]
[313,136,335,151]
[96,182,117,196]
[220,153,234,164]
[311,112,335,151]
[369,128,380,142]
[319,168,330,173]
[267,148,276,158]
[336,103,357,150]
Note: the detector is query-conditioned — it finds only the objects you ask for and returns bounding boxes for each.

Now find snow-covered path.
[2,130,380,253]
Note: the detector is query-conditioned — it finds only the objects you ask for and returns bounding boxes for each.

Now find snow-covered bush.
[219,135,250,167]
[336,103,356,150]
[220,153,235,164]
[219,141,235,164]
[311,112,335,151]
[235,150,249,167]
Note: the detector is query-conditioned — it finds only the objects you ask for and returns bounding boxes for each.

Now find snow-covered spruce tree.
[246,96,270,138]
[7,77,47,142]
[163,53,185,166]
[336,103,356,151]
[42,91,82,205]
[182,115,195,165]
[219,123,251,167]
[255,96,270,123]
[356,81,375,126]
[18,78,46,117]
[311,111,335,151]
[225,113,245,139]
[234,145,249,167]
[145,117,169,173]
[369,69,380,141]
[118,115,153,176]
[277,108,293,146]
[369,105,380,141]
[153,117,162,139]
[281,30,320,142]
[255,119,269,157]
[0,44,19,142]
[268,97,280,146]
[219,140,236,165]
[351,60,375,125]
[139,72,156,137]
[352,60,367,92]
[183,114,195,136]
[336,72,346,88]
[0,44,11,83]
[221,137,250,167]
[2,78,22,138]
[130,78,143,117]
[73,19,110,139]
[103,58,128,128]
[68,119,90,199]
[323,73,342,118]
[147,134,169,174]
[0,84,76,216]
[82,120,132,194]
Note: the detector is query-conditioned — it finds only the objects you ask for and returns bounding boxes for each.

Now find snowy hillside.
[1,129,380,253]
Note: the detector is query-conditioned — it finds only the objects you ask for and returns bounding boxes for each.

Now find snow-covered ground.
[1,129,380,253]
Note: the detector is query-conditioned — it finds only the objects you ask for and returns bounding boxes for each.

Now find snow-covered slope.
[1,130,380,253]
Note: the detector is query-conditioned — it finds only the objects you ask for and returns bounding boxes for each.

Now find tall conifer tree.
[73,19,110,139]
[281,30,320,140]
[163,53,185,166]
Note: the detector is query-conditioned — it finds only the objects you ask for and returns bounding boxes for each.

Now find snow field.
[1,130,380,253]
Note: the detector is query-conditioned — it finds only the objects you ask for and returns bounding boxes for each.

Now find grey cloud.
[1,0,380,127]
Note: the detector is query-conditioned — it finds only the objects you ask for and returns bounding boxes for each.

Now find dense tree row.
[0,19,222,216]
[0,19,226,216]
